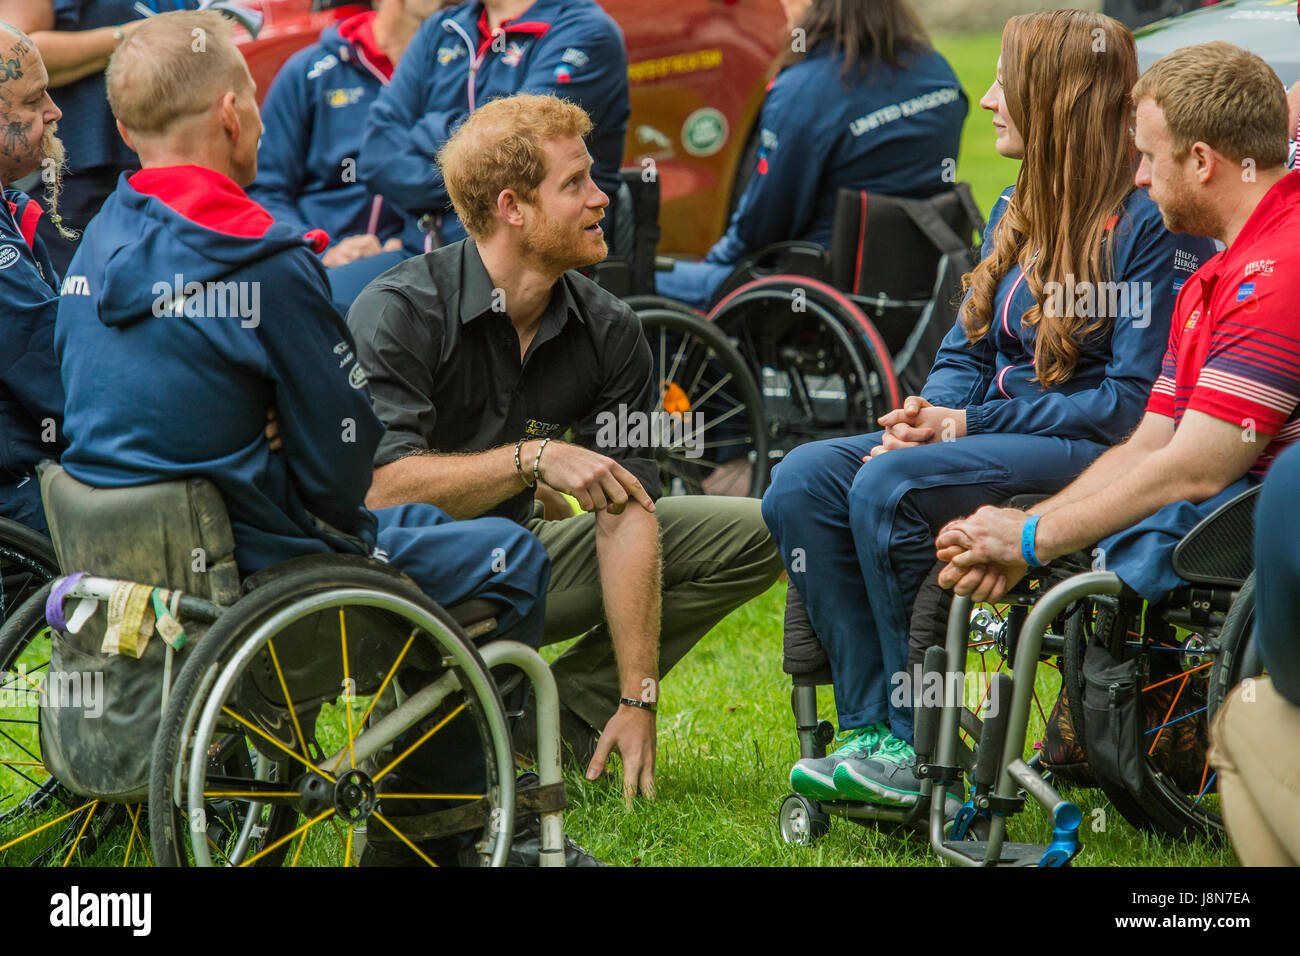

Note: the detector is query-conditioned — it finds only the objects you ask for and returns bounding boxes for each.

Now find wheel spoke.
[237,809,334,868]
[353,629,419,739]
[340,609,357,772]
[264,638,310,766]
[371,702,466,783]
[62,799,98,866]
[0,799,95,854]
[220,706,333,781]
[371,810,438,867]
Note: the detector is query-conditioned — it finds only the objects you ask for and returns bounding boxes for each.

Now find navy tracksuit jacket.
[656,43,969,308]
[360,0,629,245]
[247,12,425,256]
[55,165,548,647]
[762,186,1219,740]
[0,189,64,535]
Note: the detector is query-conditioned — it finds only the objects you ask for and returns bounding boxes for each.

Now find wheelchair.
[615,182,986,499]
[777,483,1261,865]
[0,517,62,860]
[0,463,571,867]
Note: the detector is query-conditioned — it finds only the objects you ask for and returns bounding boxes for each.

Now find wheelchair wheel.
[637,307,769,497]
[709,276,901,470]
[1,518,57,624]
[150,560,516,867]
[1207,573,1258,717]
[625,295,702,318]
[1063,596,1228,839]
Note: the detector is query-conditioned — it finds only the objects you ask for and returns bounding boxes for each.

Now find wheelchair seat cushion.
[36,462,240,803]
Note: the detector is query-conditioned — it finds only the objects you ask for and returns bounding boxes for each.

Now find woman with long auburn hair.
[762,9,1218,808]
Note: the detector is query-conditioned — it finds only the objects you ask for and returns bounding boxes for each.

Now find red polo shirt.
[1147,171,1300,476]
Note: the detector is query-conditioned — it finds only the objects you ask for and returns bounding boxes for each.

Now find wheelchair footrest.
[517,781,567,815]
[941,840,1067,867]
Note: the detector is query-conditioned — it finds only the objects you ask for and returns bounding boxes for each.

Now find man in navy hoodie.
[360,0,628,247]
[57,10,549,703]
[248,0,441,308]
[0,20,66,534]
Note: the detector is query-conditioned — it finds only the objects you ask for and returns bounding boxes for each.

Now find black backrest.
[585,168,661,298]
[1171,485,1260,588]
[830,184,984,301]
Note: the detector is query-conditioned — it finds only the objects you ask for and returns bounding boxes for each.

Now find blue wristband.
[1021,515,1044,568]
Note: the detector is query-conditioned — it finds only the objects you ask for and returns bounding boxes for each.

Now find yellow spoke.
[62,800,98,867]
[340,609,356,772]
[0,760,46,767]
[220,706,333,782]
[378,793,483,800]
[202,790,299,800]
[265,638,309,766]
[371,811,438,867]
[354,630,418,732]
[371,702,466,783]
[0,800,96,854]
[289,828,309,867]
[345,825,354,867]
[122,805,143,867]
[238,809,334,868]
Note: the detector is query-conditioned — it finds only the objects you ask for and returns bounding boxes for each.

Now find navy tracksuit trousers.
[762,431,1105,741]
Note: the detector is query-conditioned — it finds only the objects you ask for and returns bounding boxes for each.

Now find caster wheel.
[943,812,990,842]
[779,794,829,846]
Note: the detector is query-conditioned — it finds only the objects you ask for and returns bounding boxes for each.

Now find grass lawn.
[555,581,1236,867]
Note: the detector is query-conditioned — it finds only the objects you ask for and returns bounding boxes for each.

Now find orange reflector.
[662,382,691,414]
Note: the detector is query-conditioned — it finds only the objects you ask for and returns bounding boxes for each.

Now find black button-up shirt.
[347,239,661,524]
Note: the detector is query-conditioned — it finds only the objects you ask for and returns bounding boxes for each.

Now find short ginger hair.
[437,94,594,240]
[1131,42,1288,167]
[107,10,252,137]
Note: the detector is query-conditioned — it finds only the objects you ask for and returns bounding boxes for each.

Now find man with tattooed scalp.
[0,20,68,534]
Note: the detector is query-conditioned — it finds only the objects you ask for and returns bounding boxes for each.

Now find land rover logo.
[681,108,728,157]
[0,244,19,270]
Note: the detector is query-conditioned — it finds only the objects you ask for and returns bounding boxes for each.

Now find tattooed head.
[0,20,65,215]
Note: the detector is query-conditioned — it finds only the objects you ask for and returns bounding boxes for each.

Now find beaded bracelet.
[532,438,552,485]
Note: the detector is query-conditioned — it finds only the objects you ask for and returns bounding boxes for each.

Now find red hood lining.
[129,165,329,251]
[337,10,394,82]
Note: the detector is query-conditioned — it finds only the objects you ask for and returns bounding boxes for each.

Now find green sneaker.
[788,722,889,800]
[833,734,923,807]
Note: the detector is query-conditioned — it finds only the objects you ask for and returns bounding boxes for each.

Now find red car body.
[234,0,785,255]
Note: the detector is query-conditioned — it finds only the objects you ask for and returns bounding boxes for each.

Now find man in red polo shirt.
[933,42,1300,603]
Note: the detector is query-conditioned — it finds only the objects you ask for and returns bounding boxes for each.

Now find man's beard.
[39,122,77,240]
[1157,172,1222,239]
[521,206,607,273]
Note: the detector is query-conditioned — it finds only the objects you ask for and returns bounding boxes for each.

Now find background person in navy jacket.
[655,0,968,310]
[57,10,549,657]
[0,20,67,535]
[247,0,444,308]
[762,10,1218,809]
[0,0,160,276]
[361,0,629,248]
